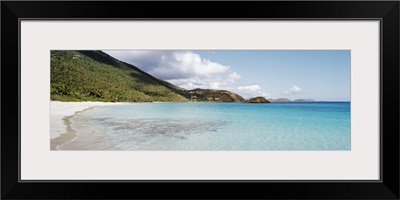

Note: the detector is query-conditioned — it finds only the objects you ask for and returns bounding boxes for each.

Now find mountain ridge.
[50,50,245,102]
[51,50,188,102]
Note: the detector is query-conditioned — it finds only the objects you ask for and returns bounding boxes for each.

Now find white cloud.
[284,85,303,95]
[237,85,268,98]
[228,72,241,79]
[104,50,273,99]
[168,77,236,91]
[104,50,232,80]
[238,85,261,92]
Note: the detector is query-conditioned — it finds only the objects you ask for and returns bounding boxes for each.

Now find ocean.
[59,102,351,150]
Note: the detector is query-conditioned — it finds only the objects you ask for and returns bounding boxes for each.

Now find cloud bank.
[104,50,268,98]
[237,85,268,97]
[284,85,303,95]
[105,50,230,80]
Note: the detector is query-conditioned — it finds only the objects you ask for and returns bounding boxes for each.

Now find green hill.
[186,88,245,102]
[50,50,188,102]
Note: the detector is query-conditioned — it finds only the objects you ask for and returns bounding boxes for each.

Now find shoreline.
[50,101,123,150]
[50,101,350,150]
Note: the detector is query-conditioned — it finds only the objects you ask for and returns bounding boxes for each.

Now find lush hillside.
[50,50,188,102]
[186,88,245,102]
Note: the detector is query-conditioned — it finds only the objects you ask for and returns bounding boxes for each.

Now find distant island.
[268,98,291,102]
[293,99,317,102]
[50,50,316,103]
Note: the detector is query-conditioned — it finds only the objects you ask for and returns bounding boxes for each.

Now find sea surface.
[59,102,351,150]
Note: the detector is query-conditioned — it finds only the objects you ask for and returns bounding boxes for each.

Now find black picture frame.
[2,1,399,199]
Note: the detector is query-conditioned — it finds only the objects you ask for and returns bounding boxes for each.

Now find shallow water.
[58,102,351,150]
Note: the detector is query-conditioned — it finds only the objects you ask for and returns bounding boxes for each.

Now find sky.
[104,50,350,101]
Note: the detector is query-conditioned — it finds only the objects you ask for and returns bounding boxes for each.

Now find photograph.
[50,50,351,151]
[2,0,398,199]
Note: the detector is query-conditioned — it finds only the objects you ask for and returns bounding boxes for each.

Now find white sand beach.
[50,101,122,150]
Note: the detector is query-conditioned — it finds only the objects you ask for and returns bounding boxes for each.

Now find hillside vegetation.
[186,88,245,102]
[50,50,188,102]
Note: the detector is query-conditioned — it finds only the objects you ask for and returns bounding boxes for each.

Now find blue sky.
[104,50,350,101]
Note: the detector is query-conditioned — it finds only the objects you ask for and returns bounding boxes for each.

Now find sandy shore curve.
[50,101,121,150]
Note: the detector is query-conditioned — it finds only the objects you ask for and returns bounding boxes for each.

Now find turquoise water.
[61,102,350,150]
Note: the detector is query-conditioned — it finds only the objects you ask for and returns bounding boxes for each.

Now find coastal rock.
[245,97,270,103]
